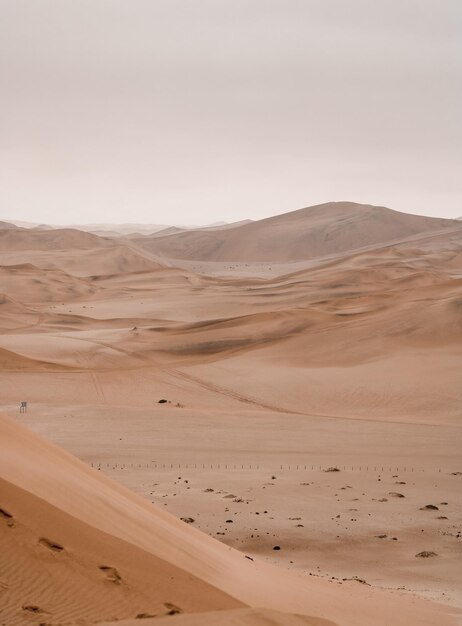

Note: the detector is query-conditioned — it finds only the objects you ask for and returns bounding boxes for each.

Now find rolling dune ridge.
[1,203,461,625]
[132,202,462,262]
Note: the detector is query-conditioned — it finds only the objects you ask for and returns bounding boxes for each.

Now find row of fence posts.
[90,461,440,473]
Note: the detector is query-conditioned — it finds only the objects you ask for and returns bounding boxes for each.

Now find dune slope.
[0,228,164,277]
[0,413,456,626]
[133,202,462,262]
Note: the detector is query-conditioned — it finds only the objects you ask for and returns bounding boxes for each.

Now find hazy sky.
[1,0,461,225]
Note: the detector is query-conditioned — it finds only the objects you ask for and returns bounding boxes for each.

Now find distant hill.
[132,202,462,263]
[0,220,20,230]
[0,227,113,251]
[0,227,164,277]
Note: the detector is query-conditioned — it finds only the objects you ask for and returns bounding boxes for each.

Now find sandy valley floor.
[1,204,461,625]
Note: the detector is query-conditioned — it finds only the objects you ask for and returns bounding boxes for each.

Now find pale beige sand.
[0,413,456,626]
[99,607,336,626]
[0,228,164,277]
[0,207,461,625]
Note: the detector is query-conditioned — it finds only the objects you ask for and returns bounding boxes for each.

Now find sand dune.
[0,227,460,417]
[0,227,115,251]
[1,205,461,625]
[0,294,39,331]
[100,607,336,626]
[0,228,164,277]
[0,263,97,303]
[0,412,455,626]
[0,220,20,230]
[133,202,462,262]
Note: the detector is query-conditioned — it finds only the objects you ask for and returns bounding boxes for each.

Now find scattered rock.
[388,492,405,498]
[375,534,387,539]
[420,504,439,511]
[245,555,254,561]
[324,467,341,472]
[272,545,281,550]
[225,519,233,523]
[136,613,157,619]
[415,551,438,558]
[158,399,168,404]
[180,517,195,524]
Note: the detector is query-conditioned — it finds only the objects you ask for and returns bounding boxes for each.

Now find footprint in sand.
[0,508,14,527]
[39,538,64,552]
[99,565,122,584]
[22,604,46,614]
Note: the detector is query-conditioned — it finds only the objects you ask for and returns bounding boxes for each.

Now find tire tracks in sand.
[162,367,299,415]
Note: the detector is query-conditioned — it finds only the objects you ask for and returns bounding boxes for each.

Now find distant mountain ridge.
[0,220,20,230]
[1,219,251,236]
[131,201,462,263]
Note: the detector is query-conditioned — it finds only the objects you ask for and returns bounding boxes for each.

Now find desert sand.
[0,202,461,625]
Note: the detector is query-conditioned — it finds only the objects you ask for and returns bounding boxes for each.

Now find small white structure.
[20,401,27,413]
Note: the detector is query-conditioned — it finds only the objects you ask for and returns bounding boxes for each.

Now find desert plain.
[1,202,461,626]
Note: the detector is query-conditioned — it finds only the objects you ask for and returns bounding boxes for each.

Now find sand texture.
[0,202,461,625]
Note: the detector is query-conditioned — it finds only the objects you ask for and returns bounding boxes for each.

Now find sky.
[1,0,461,225]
